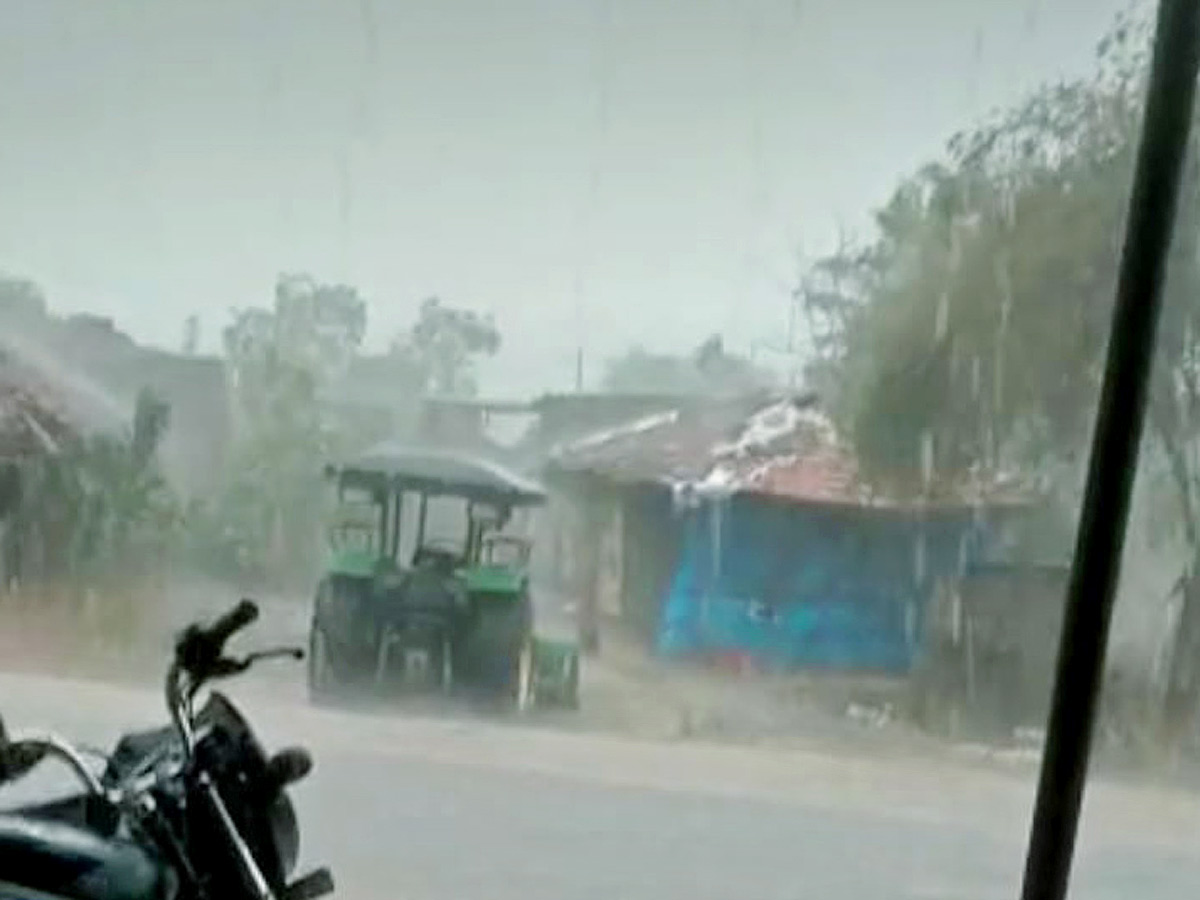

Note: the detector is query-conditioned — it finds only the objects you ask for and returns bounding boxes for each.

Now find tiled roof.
[549,393,1035,510]
[550,404,739,484]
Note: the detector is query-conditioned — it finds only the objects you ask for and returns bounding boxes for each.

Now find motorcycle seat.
[0,813,175,900]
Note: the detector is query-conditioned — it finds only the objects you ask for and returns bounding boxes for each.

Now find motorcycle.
[0,598,335,900]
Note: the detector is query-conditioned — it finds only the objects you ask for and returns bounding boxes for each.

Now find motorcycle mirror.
[0,738,49,784]
[267,747,313,788]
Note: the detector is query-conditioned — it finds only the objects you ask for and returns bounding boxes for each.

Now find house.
[0,311,230,500]
[0,350,101,589]
[546,392,1035,673]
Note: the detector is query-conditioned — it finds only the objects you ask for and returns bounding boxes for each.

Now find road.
[2,671,1199,900]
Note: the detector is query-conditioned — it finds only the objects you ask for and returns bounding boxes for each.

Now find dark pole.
[390,492,402,561]
[1019,2,1200,899]
[377,490,388,555]
[415,493,428,552]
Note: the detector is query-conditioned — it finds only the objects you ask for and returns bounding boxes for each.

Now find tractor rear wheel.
[464,598,533,710]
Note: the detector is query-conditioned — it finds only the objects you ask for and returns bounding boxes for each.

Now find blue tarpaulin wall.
[655,497,987,672]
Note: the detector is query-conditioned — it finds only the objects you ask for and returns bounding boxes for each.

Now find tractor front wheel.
[307,624,339,706]
[514,637,535,713]
[561,653,580,710]
[440,636,454,694]
[463,600,534,712]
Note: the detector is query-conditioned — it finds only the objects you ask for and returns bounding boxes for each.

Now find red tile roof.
[549,394,1035,510]
[746,448,863,504]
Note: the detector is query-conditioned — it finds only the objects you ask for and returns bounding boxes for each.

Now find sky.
[0,0,1130,397]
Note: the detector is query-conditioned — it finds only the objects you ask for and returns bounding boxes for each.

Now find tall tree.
[390,296,501,398]
[799,5,1200,733]
[12,386,180,584]
[211,274,369,584]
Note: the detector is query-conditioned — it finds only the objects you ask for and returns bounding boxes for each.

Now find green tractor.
[306,443,580,712]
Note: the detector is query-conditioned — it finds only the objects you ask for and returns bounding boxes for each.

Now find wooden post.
[577,485,603,655]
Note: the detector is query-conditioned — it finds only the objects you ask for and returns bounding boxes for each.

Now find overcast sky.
[0,0,1129,396]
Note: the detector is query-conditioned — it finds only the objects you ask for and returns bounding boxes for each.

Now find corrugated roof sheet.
[549,394,1034,510]
[337,442,547,504]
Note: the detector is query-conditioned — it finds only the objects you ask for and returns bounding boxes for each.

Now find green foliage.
[13,387,181,582]
[799,6,1157,493]
[389,296,501,398]
[799,2,1200,719]
[199,280,504,585]
[224,273,367,423]
[200,274,370,584]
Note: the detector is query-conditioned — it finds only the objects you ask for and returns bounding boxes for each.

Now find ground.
[2,581,1200,898]
[0,579,975,752]
[3,670,1200,900]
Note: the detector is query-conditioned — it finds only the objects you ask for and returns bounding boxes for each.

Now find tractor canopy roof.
[329,442,547,506]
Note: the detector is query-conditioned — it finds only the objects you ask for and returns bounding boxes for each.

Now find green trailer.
[306,443,581,712]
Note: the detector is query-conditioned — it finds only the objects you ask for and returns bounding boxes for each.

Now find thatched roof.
[0,357,85,460]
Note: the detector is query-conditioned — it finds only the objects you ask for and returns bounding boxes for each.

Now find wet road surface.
[2,671,1199,900]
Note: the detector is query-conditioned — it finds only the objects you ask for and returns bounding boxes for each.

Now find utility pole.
[181,315,199,356]
[786,288,798,390]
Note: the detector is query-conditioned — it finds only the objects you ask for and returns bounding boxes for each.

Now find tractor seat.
[0,813,175,900]
[394,567,466,617]
[411,545,462,574]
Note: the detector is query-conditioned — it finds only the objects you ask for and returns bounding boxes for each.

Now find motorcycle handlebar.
[168,599,260,752]
[206,599,260,650]
[175,599,259,677]
[168,599,302,756]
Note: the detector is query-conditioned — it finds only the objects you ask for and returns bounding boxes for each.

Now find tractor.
[306,443,580,711]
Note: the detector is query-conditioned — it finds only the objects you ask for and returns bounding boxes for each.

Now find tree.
[209,282,502,583]
[798,7,1154,484]
[389,296,501,397]
[224,274,367,424]
[602,334,773,395]
[210,274,369,585]
[12,386,180,584]
[799,5,1200,733]
[71,387,179,573]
